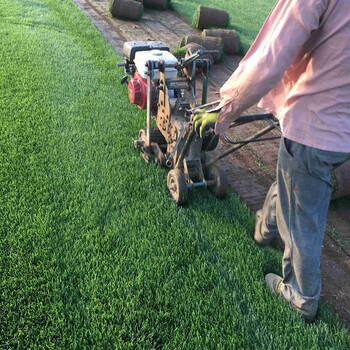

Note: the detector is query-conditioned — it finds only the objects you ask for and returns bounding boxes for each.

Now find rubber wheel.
[202,132,219,151]
[138,128,167,167]
[167,169,188,205]
[155,151,166,168]
[205,164,227,198]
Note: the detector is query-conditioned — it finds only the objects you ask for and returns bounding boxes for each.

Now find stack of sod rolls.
[143,0,171,9]
[192,5,229,30]
[178,35,223,63]
[202,29,238,55]
[109,0,144,20]
[181,43,214,64]
[182,5,239,59]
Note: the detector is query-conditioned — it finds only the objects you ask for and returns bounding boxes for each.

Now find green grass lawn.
[0,0,349,348]
[171,0,276,54]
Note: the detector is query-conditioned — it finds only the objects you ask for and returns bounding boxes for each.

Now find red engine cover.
[128,72,155,110]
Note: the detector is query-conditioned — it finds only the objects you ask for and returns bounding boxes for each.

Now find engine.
[122,42,178,110]
[128,72,154,110]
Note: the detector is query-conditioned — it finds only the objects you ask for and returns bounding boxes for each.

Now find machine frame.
[118,42,281,204]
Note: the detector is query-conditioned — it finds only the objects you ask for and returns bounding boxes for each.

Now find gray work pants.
[259,137,350,315]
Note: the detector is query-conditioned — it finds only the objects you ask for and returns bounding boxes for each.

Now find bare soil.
[73,0,350,329]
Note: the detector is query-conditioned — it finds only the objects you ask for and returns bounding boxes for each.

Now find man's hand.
[193,110,220,138]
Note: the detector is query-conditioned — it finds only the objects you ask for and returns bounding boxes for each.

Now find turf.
[171,0,276,54]
[0,0,349,348]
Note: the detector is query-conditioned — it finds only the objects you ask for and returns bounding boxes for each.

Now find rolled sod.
[143,0,171,9]
[180,35,223,63]
[202,29,238,55]
[192,5,229,30]
[181,43,214,64]
[171,47,187,59]
[331,160,350,200]
[109,0,144,20]
[179,36,186,48]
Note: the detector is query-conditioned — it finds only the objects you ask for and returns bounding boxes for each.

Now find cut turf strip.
[0,0,350,348]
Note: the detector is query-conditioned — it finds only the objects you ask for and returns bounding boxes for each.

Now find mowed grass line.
[171,0,276,54]
[0,0,349,348]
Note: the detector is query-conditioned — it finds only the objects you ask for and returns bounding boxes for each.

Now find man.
[194,0,350,322]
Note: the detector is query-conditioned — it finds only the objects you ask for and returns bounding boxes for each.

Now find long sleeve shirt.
[214,0,350,153]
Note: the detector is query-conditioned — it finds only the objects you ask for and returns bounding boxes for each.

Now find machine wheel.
[205,164,227,198]
[155,150,166,168]
[167,169,188,205]
[202,132,219,151]
[138,128,167,167]
[139,127,167,146]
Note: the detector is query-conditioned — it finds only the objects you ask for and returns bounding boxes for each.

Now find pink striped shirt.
[214,0,350,152]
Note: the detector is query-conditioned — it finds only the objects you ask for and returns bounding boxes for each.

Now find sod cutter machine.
[118,41,280,205]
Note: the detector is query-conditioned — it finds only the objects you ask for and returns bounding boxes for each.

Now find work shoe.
[254,210,274,246]
[265,273,283,296]
[265,273,316,323]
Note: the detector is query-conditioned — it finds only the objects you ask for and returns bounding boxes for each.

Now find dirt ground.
[73,0,350,328]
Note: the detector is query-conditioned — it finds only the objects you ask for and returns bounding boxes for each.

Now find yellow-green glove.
[193,110,220,138]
